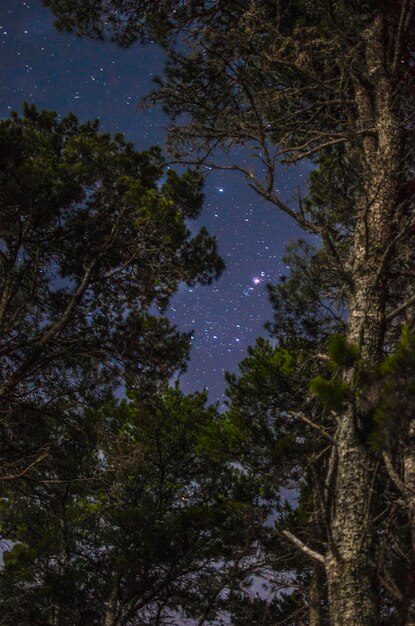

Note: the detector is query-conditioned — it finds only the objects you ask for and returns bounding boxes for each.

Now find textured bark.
[309,567,323,626]
[103,583,119,626]
[325,15,402,625]
[325,412,377,626]
[403,421,415,625]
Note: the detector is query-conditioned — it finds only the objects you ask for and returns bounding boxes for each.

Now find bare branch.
[386,292,415,322]
[0,450,49,481]
[280,136,348,164]
[383,451,415,501]
[290,411,336,443]
[281,530,325,564]
[392,0,415,73]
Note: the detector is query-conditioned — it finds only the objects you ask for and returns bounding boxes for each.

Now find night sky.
[0,0,309,403]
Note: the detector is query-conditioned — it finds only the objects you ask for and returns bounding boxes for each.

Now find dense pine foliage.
[3,0,415,623]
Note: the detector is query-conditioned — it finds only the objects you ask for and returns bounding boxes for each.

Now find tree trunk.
[324,15,402,624]
[403,421,415,625]
[325,253,388,626]
[325,410,378,626]
[325,272,388,625]
[103,583,119,626]
[309,566,323,626]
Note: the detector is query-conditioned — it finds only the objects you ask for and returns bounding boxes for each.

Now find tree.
[224,333,332,626]
[42,1,415,623]
[0,103,223,483]
[0,388,269,626]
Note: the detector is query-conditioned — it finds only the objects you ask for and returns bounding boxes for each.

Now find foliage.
[362,326,415,451]
[0,388,267,625]
[26,0,415,622]
[224,335,331,623]
[0,103,223,480]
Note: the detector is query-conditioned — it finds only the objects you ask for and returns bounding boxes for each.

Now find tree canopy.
[0,103,223,482]
[13,0,415,623]
[0,388,268,625]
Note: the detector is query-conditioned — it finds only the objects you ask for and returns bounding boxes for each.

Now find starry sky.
[0,0,309,403]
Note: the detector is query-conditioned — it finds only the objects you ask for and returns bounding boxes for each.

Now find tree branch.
[0,450,49,481]
[281,529,325,564]
[386,292,415,322]
[290,411,335,443]
[383,450,415,501]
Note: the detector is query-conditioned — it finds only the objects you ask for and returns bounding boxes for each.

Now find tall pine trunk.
[324,15,402,624]
[403,422,415,624]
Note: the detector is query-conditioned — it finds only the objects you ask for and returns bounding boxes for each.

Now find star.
[0,0,306,402]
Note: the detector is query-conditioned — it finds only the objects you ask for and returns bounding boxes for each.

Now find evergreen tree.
[0,104,223,483]
[224,332,332,625]
[0,388,267,626]
[38,0,415,621]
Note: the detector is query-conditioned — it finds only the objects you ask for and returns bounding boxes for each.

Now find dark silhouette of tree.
[31,0,415,621]
[0,103,223,483]
[0,388,270,626]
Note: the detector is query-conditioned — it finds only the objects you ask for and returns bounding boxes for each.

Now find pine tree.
[0,104,223,483]
[0,388,267,625]
[40,1,415,621]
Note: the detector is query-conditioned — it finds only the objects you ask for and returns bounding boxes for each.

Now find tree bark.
[324,15,402,625]
[403,420,415,625]
[325,410,378,626]
[103,582,119,626]
[309,566,324,626]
